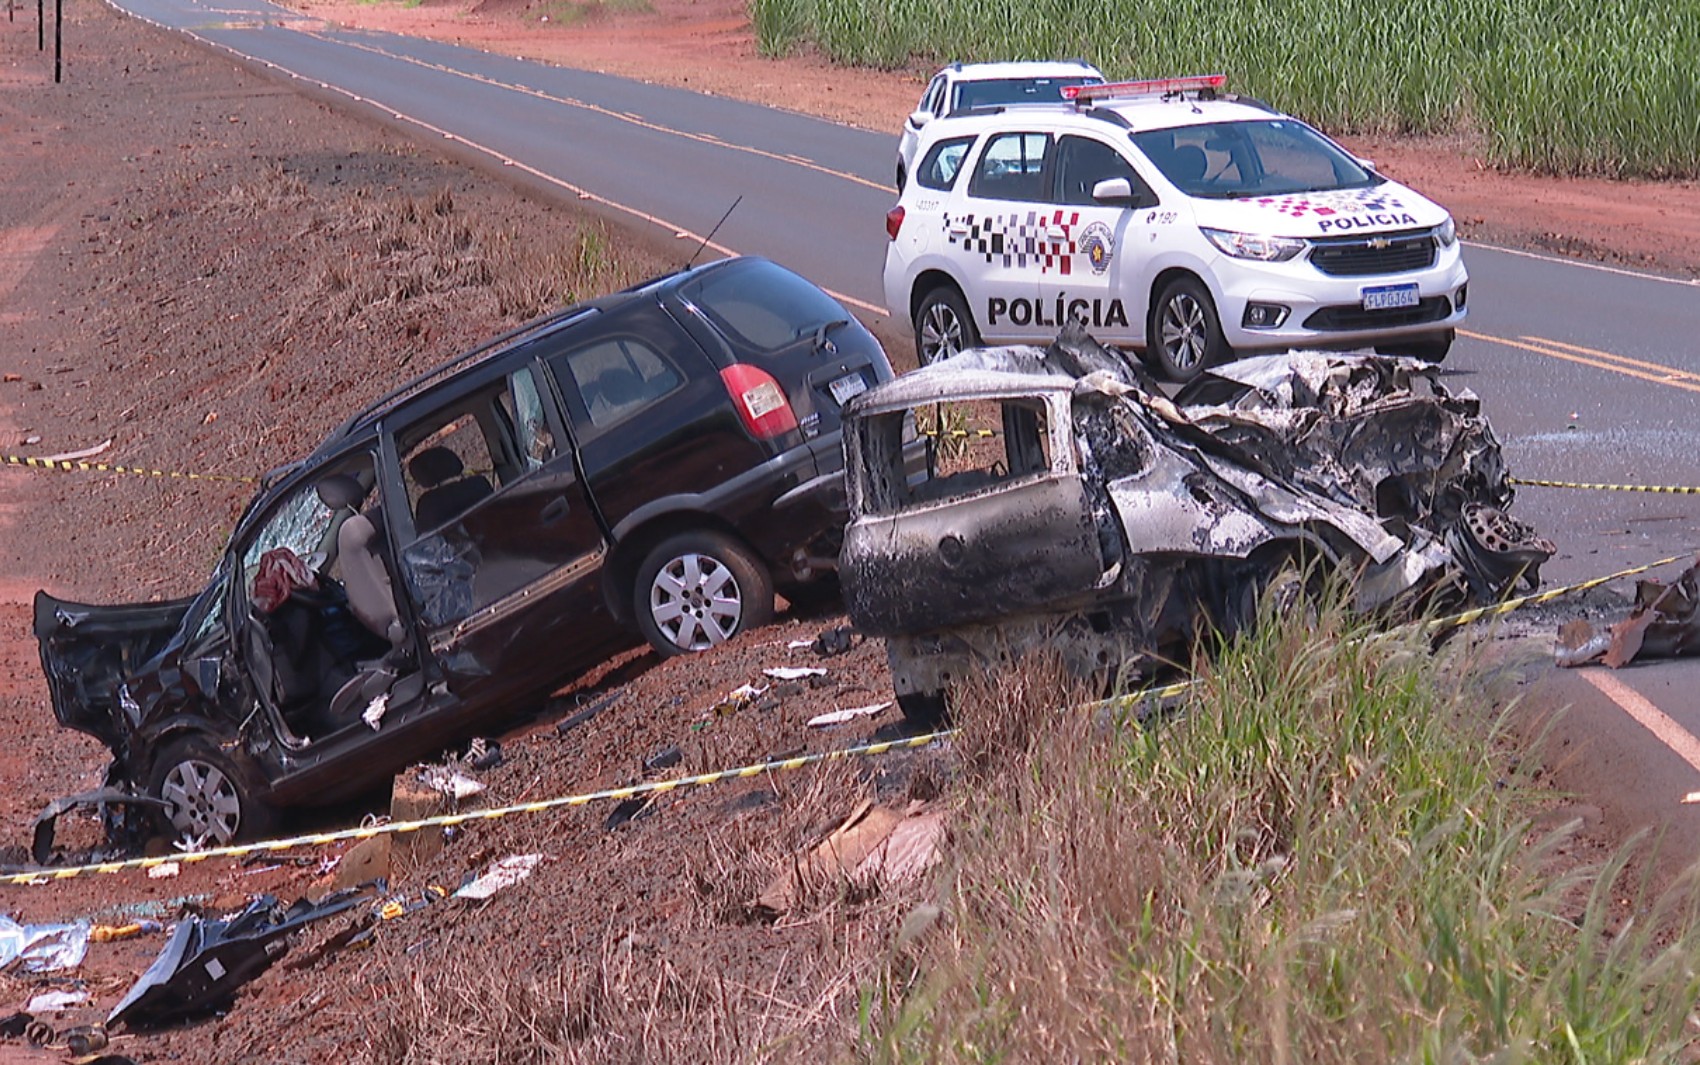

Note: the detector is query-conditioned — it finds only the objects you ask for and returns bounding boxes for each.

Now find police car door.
[1040,134,1160,345]
[953,131,1055,343]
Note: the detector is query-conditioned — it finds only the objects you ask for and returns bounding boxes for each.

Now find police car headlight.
[1201,228,1307,262]
[1435,217,1457,247]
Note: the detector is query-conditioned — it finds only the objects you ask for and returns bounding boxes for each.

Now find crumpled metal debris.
[108,886,374,1029]
[0,915,90,973]
[1557,560,1700,668]
[30,786,170,866]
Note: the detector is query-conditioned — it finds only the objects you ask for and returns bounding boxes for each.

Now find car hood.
[1191,182,1450,239]
[33,590,196,750]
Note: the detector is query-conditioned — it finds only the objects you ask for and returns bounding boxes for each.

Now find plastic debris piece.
[108,887,375,1028]
[62,1023,108,1055]
[453,854,545,901]
[807,701,893,728]
[147,862,181,880]
[812,625,862,657]
[711,684,766,716]
[643,745,682,771]
[417,765,485,801]
[756,801,945,915]
[362,691,390,731]
[0,915,90,973]
[0,1012,29,1038]
[463,737,503,770]
[26,989,87,1013]
[762,666,827,681]
[90,921,164,943]
[786,639,814,649]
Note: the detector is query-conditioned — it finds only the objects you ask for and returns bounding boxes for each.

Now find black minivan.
[35,256,892,845]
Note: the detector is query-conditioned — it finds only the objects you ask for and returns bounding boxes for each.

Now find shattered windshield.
[1131,119,1380,199]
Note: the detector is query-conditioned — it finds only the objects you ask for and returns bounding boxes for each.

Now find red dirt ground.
[0,0,1689,1060]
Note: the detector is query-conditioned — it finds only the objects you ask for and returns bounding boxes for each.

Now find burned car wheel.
[1150,276,1229,382]
[914,285,979,367]
[148,737,275,846]
[636,531,775,657]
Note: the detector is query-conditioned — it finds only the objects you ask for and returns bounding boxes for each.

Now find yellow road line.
[1459,329,1700,397]
[1581,670,1700,780]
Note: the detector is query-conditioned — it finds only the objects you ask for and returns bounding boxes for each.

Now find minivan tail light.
[720,364,799,440]
[886,206,905,240]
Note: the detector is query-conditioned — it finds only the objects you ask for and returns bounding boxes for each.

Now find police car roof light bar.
[1064,74,1227,105]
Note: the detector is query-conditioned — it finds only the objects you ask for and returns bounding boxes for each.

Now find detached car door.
[389,359,613,693]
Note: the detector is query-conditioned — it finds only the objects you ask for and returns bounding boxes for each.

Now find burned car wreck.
[839,324,1553,723]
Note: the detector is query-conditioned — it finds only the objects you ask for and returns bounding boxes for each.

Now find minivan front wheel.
[148,736,275,846]
[914,285,979,367]
[636,531,774,656]
[1150,276,1229,382]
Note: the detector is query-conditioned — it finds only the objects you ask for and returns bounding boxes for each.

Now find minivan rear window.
[681,259,847,353]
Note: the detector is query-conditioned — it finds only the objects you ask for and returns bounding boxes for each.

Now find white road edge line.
[1579,672,1700,799]
[1464,240,1700,287]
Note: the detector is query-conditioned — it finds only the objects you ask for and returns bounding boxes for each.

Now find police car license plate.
[829,372,868,405]
[1361,283,1420,311]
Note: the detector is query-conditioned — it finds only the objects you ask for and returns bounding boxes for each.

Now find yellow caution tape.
[1424,553,1693,633]
[916,428,998,440]
[1,453,256,484]
[1509,477,1700,495]
[0,731,949,887]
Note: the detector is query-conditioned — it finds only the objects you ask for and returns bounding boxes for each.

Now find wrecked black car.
[839,326,1552,723]
[35,256,894,845]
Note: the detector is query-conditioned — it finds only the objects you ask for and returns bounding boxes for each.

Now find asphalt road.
[101,0,1700,856]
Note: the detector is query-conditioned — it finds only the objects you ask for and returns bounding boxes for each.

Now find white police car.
[897,60,1104,190]
[882,75,1468,380]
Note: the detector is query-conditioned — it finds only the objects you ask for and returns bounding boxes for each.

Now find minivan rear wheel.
[148,736,275,846]
[914,285,978,367]
[636,531,774,656]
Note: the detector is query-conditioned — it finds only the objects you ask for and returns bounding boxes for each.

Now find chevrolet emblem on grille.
[1367,237,1391,250]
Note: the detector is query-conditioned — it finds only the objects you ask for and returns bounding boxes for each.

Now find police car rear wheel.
[1151,277,1228,382]
[915,286,978,367]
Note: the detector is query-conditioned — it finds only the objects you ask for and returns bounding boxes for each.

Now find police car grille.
[1303,297,1452,331]
[1309,232,1436,277]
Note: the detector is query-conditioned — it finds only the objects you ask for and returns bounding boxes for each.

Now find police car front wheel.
[1150,277,1230,382]
[914,286,979,367]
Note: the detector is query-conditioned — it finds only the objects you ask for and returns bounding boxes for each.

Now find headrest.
[316,474,368,510]
[408,446,465,489]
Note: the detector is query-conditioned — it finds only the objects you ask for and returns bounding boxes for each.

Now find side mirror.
[1091,177,1137,206]
[907,110,932,131]
[1354,155,1377,171]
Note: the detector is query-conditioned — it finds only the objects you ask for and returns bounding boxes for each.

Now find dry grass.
[857,597,1700,1062]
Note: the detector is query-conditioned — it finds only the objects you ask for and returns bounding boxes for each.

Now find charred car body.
[839,325,1551,723]
[35,256,893,845]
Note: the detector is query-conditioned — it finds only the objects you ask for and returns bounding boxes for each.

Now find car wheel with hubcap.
[1150,276,1229,382]
[913,286,979,367]
[635,531,774,656]
[148,736,274,846]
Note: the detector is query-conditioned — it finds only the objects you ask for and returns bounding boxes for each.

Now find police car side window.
[915,136,975,191]
[1055,136,1144,206]
[967,132,1052,203]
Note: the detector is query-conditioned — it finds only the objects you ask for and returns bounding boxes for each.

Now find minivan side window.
[967,132,1052,202]
[915,136,976,192]
[552,336,683,430]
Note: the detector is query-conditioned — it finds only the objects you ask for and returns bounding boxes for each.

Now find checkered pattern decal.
[945,209,1081,274]
[1252,187,1407,219]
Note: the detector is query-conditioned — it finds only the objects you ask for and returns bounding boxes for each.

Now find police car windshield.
[1131,119,1380,199]
[950,76,1100,112]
